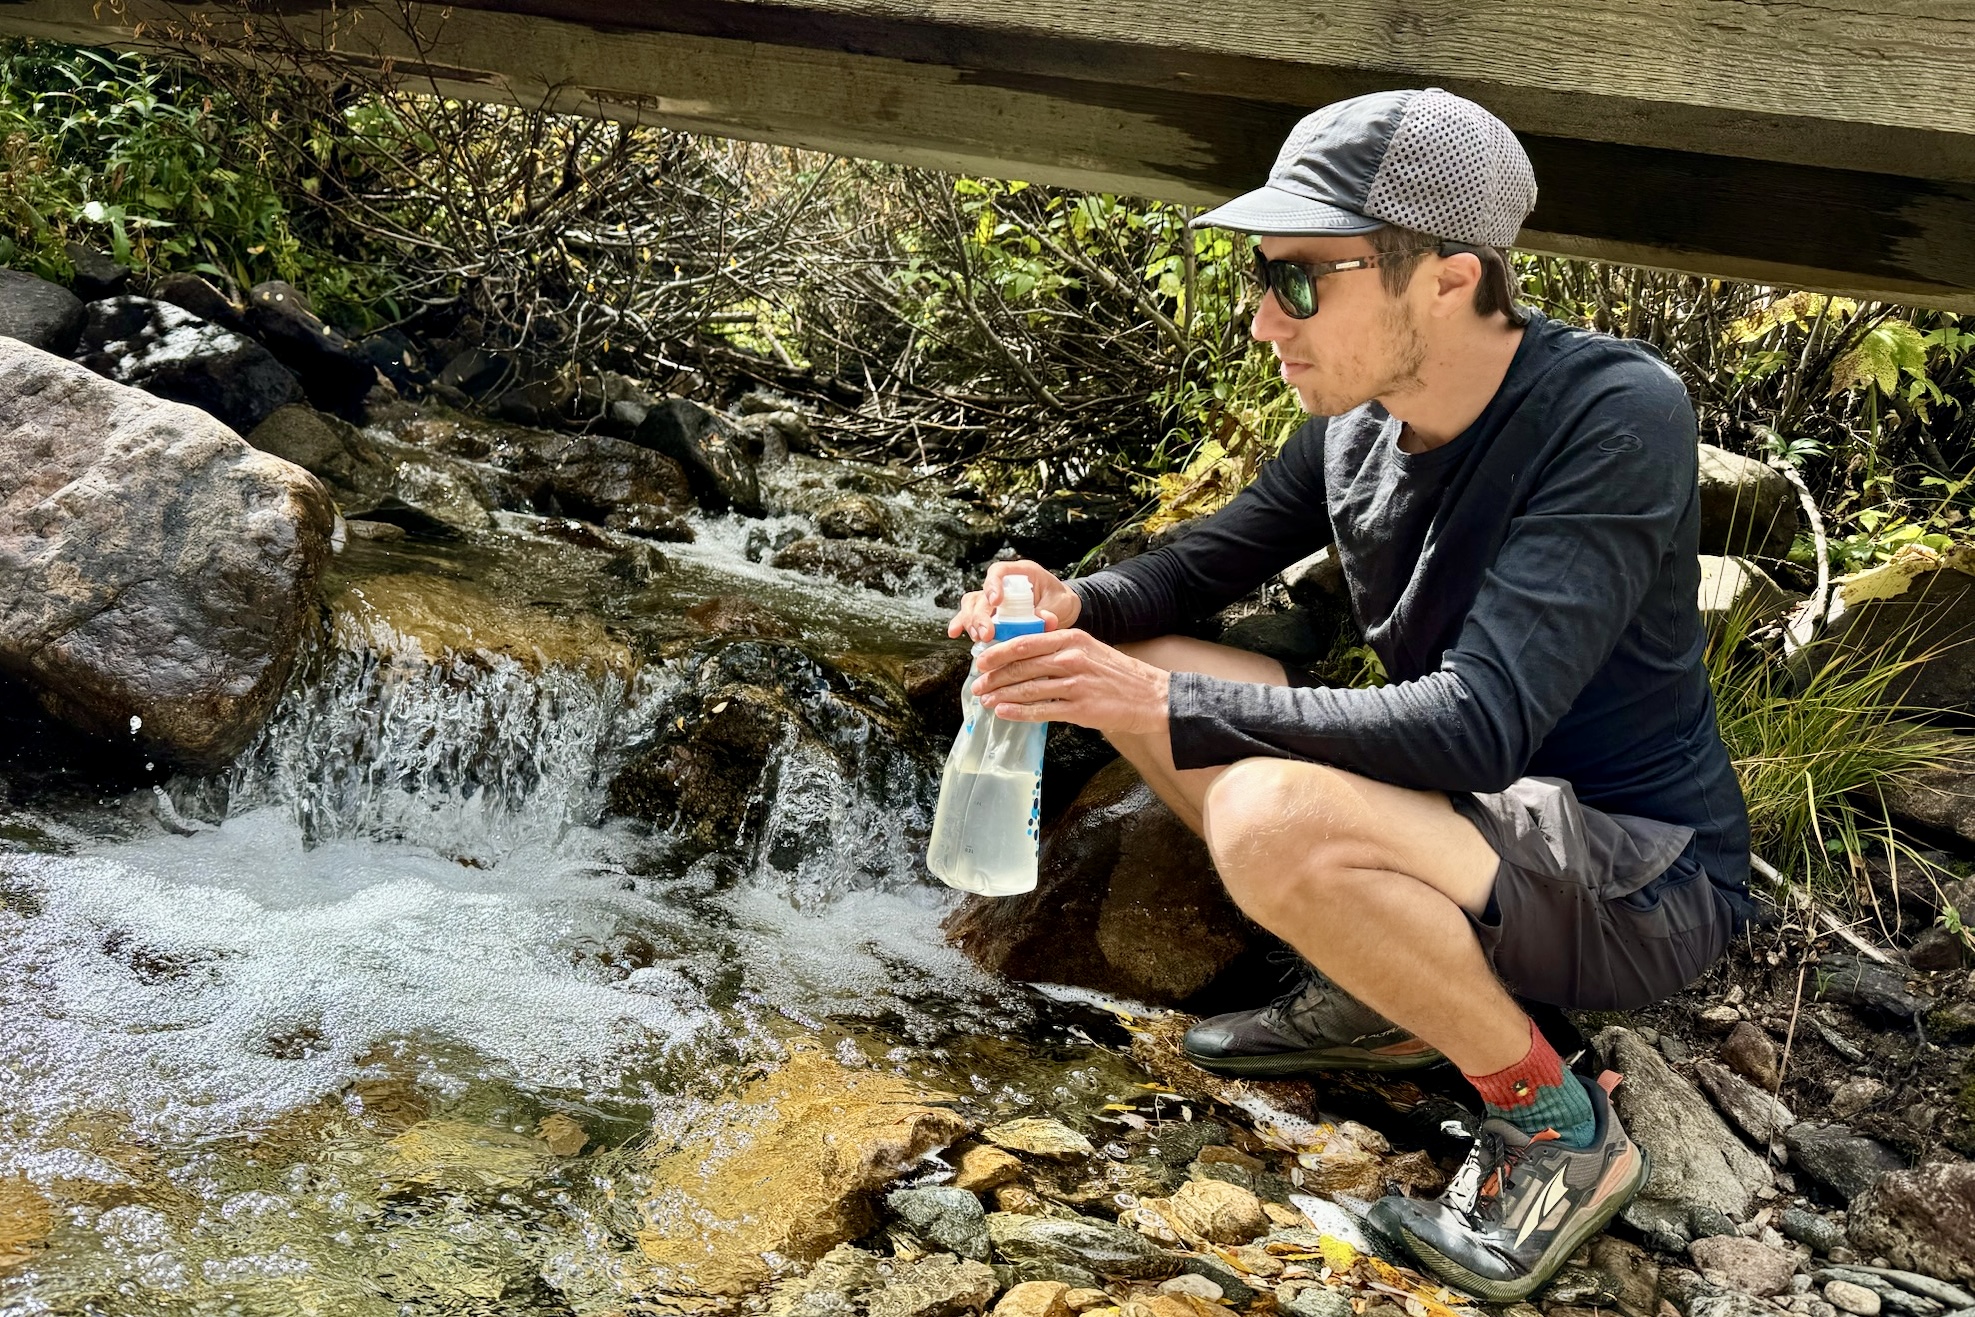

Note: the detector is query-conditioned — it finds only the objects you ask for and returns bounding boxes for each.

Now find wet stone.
[993,1281,1075,1317]
[866,1253,1001,1317]
[1169,1263,1264,1311]
[1152,1122,1230,1167]
[890,1187,993,1262]
[1167,1177,1268,1244]
[984,1213,1178,1280]
[1278,1284,1355,1317]
[955,1144,1027,1194]
[985,1118,1096,1162]
[1157,1274,1223,1301]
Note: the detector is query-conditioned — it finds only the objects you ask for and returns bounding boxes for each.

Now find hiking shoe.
[1181,969,1445,1076]
[1369,1075,1651,1303]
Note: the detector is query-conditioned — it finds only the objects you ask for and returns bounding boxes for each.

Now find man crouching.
[945,88,1753,1301]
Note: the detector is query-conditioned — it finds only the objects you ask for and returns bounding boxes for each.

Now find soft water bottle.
[927,575,1048,895]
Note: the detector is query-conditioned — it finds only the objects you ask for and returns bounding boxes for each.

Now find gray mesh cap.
[1194,88,1537,246]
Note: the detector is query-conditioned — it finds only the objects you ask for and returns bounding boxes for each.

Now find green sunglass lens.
[1253,251,1315,318]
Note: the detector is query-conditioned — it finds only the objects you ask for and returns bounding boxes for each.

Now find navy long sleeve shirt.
[1071,313,1754,915]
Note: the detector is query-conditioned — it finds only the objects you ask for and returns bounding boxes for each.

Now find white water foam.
[0,809,716,1155]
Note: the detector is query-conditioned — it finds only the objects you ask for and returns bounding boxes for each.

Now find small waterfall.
[225,631,673,866]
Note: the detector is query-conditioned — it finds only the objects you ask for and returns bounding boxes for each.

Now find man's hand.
[974,628,1170,736]
[947,560,1081,644]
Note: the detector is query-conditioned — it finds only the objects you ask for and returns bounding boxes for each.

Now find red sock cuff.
[1464,1016,1563,1112]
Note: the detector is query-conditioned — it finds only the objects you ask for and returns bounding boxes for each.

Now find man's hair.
[1368,224,1530,327]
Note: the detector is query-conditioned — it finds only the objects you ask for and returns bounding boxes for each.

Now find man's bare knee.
[1202,760,1343,921]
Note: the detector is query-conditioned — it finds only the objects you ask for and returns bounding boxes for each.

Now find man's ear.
[1431,251,1484,314]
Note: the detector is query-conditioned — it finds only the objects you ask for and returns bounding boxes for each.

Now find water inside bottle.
[927,759,1042,895]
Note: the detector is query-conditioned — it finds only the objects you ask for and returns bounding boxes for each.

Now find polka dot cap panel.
[1362,88,1537,246]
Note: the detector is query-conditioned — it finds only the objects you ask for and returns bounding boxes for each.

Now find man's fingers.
[981,676,1077,706]
[975,628,1077,672]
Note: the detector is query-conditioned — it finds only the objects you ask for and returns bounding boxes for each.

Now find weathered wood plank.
[2,0,1972,308]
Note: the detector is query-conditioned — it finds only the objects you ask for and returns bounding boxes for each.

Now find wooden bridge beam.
[2,0,1972,309]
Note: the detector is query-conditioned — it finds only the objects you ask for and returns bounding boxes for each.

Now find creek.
[0,448,1154,1315]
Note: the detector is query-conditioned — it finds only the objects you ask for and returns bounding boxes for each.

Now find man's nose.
[1249,288,1291,343]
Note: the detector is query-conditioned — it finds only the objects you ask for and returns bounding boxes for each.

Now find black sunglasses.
[1250,243,1448,319]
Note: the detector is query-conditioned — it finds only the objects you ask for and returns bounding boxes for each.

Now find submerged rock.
[0,1175,54,1275]
[74,295,303,434]
[866,1253,1000,1317]
[0,340,334,769]
[0,269,85,356]
[983,1117,1094,1162]
[888,1186,993,1262]
[944,759,1262,1007]
[983,1212,1178,1280]
[330,572,636,678]
[607,637,935,881]
[636,1048,970,1297]
[1166,1177,1269,1244]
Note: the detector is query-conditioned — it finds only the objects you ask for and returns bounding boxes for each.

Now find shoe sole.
[1395,1147,1653,1304]
[1183,1046,1448,1078]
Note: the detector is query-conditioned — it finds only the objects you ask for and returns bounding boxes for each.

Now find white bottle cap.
[1000,574,1035,610]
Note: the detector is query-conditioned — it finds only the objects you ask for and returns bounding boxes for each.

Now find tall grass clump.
[1707,607,1961,915]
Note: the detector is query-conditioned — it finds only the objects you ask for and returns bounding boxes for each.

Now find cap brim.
[1190,186,1382,236]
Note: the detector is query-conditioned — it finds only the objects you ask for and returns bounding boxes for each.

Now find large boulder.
[1847,1160,1975,1284]
[74,295,303,434]
[244,280,377,414]
[636,1048,970,1297]
[1818,545,1975,713]
[1698,444,1799,559]
[942,758,1265,1007]
[0,340,334,769]
[1593,1027,1770,1238]
[635,397,763,515]
[0,269,86,356]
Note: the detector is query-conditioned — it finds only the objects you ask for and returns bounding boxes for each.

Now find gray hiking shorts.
[1448,777,1736,1012]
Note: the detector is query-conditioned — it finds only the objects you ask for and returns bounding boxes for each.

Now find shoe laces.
[1443,1129,1526,1225]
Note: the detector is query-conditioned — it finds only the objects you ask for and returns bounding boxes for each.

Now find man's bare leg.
[1105,636,1528,1076]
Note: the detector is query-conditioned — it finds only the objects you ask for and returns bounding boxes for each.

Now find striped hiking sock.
[1465,1016,1597,1149]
